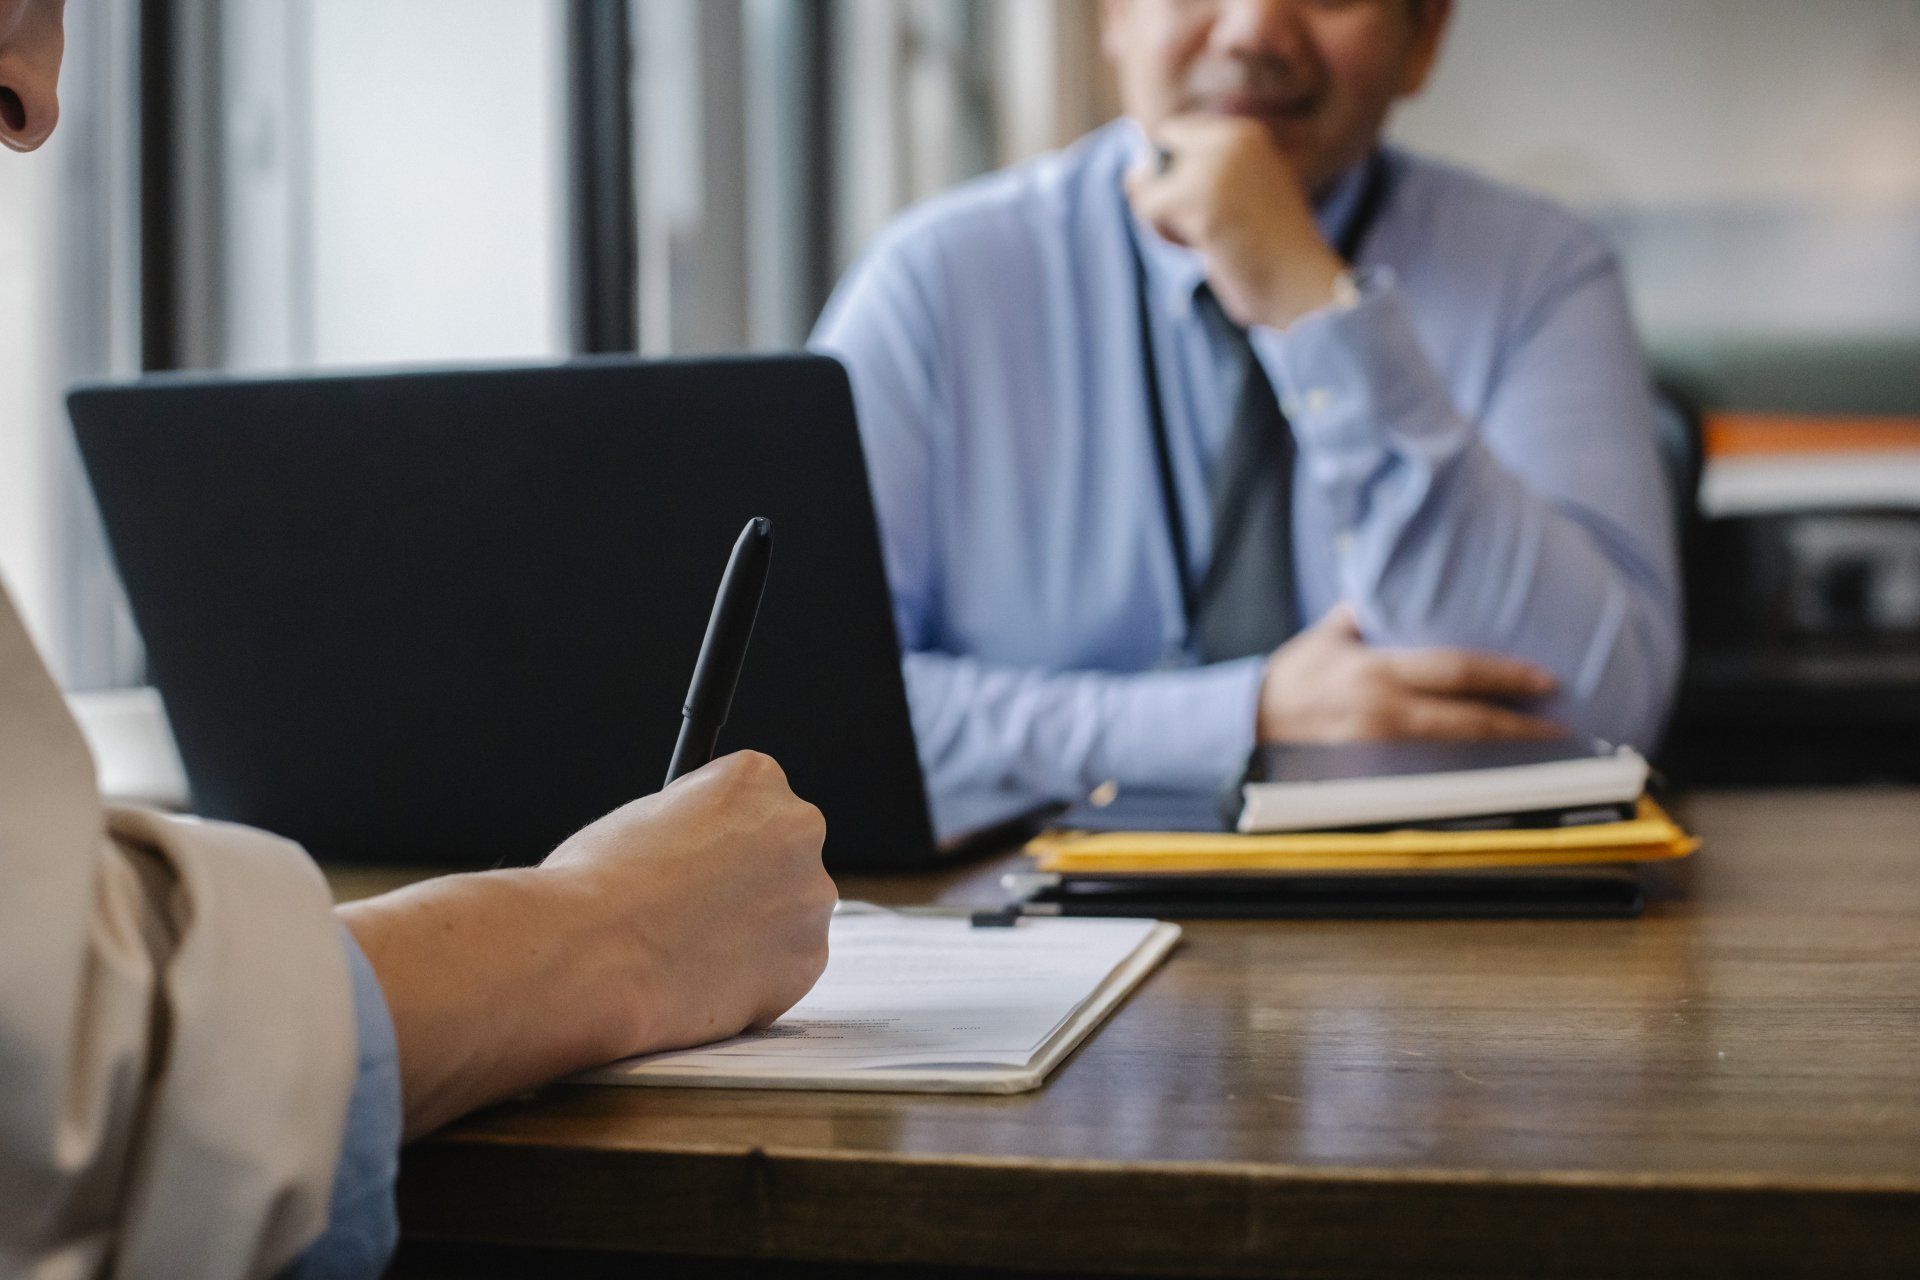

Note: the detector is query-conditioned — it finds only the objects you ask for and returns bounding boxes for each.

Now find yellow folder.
[1025,797,1699,875]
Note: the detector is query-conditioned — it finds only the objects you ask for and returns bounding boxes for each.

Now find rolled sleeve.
[279,930,402,1280]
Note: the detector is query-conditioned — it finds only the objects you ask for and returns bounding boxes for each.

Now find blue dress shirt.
[280,930,402,1279]
[812,120,1680,832]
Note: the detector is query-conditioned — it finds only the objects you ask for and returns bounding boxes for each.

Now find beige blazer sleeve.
[0,581,359,1279]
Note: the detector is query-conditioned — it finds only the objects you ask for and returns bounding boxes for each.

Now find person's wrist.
[508,862,662,1069]
[1247,247,1346,330]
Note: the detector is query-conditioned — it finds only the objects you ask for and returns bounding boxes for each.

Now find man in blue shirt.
[813,0,1680,831]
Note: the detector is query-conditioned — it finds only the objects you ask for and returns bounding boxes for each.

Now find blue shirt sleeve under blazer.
[278,931,403,1280]
[812,120,1681,832]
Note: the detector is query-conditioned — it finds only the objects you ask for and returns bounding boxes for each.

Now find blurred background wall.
[1394,0,1920,412]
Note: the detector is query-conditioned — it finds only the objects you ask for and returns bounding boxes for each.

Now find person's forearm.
[339,758,836,1142]
[904,649,1267,812]
[1342,441,1678,746]
[1256,286,1681,748]
[336,867,633,1140]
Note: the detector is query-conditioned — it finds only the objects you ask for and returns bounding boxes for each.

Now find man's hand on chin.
[1123,114,1349,331]
[1257,604,1567,744]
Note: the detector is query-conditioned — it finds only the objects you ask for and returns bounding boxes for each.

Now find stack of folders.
[1016,742,1698,919]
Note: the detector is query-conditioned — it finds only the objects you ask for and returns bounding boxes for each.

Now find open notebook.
[572,905,1180,1094]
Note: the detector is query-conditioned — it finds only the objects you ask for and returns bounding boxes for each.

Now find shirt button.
[1336,531,1356,556]
[1304,387,1335,415]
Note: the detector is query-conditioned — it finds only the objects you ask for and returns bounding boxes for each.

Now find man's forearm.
[904,649,1267,812]
[1257,284,1682,748]
[1346,441,1678,746]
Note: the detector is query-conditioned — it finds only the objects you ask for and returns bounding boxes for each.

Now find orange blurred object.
[1704,412,1920,458]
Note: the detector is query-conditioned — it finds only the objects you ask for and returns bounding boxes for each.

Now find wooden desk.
[386,790,1920,1279]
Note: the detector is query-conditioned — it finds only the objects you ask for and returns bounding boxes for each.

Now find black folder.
[1032,779,1651,921]
[1017,869,1646,920]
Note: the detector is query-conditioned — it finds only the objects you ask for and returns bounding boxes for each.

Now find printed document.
[574,906,1179,1093]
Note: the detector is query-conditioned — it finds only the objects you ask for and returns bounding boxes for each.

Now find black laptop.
[70,355,1010,870]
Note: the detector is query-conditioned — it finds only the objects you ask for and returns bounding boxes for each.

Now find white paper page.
[607,911,1161,1075]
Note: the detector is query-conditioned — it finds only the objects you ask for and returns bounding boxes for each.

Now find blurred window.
[17,0,1108,687]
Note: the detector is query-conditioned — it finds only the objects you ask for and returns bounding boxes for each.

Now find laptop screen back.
[70,355,939,869]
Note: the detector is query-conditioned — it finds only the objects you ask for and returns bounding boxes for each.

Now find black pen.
[664,517,774,786]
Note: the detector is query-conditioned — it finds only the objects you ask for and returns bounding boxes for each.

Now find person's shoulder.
[854,121,1132,288]
[1384,148,1617,277]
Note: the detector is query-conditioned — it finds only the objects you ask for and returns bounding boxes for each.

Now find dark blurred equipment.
[1655,353,1920,786]
[1670,515,1920,786]
[69,356,1008,870]
[1651,380,1705,552]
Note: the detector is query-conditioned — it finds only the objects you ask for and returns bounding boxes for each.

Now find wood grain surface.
[377,789,1920,1278]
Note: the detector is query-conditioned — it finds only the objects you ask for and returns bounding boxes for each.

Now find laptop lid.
[69,355,945,870]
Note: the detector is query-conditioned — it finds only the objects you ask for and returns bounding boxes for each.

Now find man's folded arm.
[1256,242,1683,750]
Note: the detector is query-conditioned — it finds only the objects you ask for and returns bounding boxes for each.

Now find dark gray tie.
[1190,288,1298,663]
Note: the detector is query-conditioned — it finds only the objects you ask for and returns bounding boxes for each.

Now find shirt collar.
[1119,117,1376,322]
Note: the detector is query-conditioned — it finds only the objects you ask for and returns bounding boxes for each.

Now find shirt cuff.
[279,929,403,1280]
[1100,656,1267,790]
[1252,269,1456,458]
